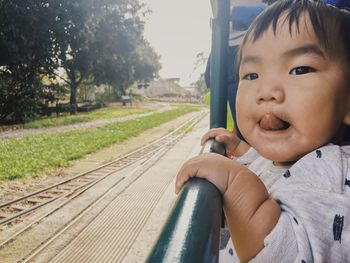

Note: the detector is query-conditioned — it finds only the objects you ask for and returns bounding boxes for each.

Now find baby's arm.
[201,128,251,157]
[175,153,280,262]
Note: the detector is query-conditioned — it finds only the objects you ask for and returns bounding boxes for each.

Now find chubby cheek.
[235,94,252,136]
[300,98,341,140]
[236,86,251,117]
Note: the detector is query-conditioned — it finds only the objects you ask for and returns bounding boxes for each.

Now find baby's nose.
[255,82,285,104]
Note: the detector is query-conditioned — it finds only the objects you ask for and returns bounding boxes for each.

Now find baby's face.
[236,15,350,164]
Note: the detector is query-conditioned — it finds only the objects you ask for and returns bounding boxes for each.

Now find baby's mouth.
[259,114,290,131]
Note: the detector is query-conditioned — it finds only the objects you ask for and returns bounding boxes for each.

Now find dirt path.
[0,103,172,140]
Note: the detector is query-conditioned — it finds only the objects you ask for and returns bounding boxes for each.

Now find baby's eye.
[242,73,258,80]
[289,66,315,75]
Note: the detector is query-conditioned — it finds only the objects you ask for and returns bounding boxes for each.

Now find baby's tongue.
[260,114,287,131]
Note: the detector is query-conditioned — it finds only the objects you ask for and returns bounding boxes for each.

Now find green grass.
[204,92,210,107]
[24,108,153,128]
[227,107,234,131]
[203,91,234,131]
[0,105,199,181]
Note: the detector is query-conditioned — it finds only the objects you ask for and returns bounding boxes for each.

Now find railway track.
[0,111,206,254]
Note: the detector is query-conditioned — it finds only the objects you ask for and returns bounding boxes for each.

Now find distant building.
[134,78,186,98]
[183,86,198,96]
[164,78,180,84]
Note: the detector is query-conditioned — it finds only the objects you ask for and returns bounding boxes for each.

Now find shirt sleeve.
[234,147,260,165]
[250,213,299,263]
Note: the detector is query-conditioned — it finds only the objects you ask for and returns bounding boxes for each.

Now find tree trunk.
[70,83,77,115]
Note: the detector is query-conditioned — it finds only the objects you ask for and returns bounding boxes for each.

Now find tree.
[0,0,161,120]
[133,39,161,83]
[192,52,208,74]
[49,0,159,113]
[191,73,207,95]
[190,52,209,95]
[0,0,61,122]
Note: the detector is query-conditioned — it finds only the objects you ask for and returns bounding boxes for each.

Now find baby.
[176,0,350,262]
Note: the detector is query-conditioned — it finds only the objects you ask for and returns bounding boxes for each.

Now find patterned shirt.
[220,144,350,263]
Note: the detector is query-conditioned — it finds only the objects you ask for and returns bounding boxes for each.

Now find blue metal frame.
[210,0,230,129]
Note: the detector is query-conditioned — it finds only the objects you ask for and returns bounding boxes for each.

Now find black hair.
[238,0,350,65]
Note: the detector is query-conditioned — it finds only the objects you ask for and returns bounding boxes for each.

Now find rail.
[0,111,207,251]
[146,140,226,262]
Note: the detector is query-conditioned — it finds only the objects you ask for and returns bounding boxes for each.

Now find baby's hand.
[175,152,236,194]
[201,128,241,155]
[201,128,238,145]
[201,128,250,157]
[176,146,280,263]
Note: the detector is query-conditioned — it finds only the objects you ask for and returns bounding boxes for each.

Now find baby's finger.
[175,173,191,194]
[200,131,212,145]
[215,133,225,142]
[175,158,200,194]
[175,177,185,194]
[200,128,226,145]
[175,163,190,194]
[216,133,231,143]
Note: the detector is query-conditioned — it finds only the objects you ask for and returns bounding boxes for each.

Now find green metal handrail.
[146,141,226,263]
[146,178,222,262]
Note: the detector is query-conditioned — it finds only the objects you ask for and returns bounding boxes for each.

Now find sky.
[142,0,212,87]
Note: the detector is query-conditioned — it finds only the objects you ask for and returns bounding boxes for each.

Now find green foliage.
[133,39,161,82]
[203,92,210,107]
[0,1,63,122]
[227,107,234,132]
[0,0,161,119]
[24,108,153,128]
[0,106,199,181]
[202,91,234,131]
[52,0,161,111]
